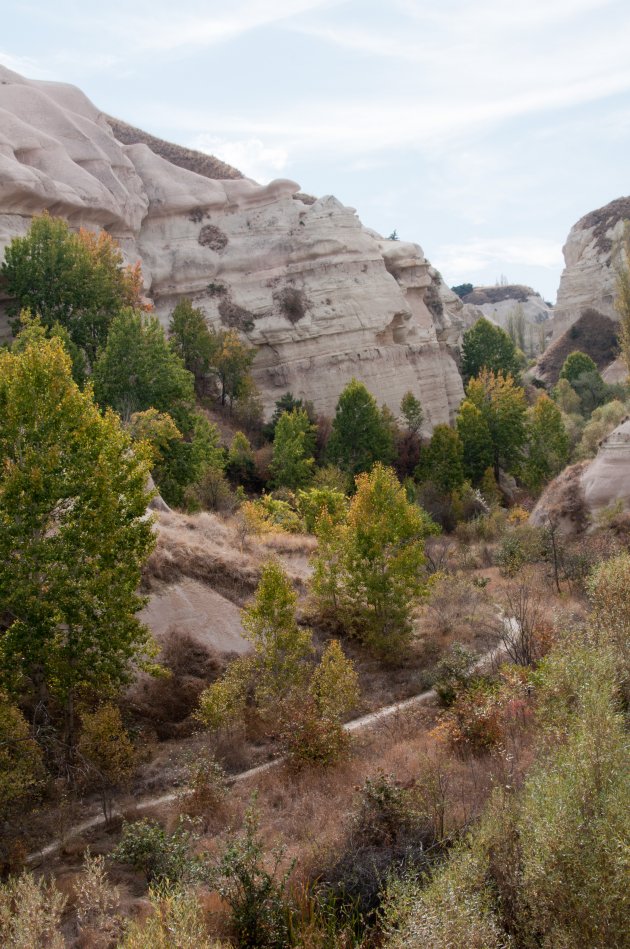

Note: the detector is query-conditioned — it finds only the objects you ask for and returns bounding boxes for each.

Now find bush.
[77,704,135,821]
[178,751,229,827]
[0,873,66,949]
[279,696,351,769]
[319,773,436,925]
[112,818,203,884]
[433,643,478,706]
[211,807,294,947]
[120,887,216,949]
[495,524,546,576]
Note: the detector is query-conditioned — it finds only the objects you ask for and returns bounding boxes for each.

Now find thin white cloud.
[0,50,51,79]
[190,134,289,183]
[435,237,564,275]
[86,0,345,54]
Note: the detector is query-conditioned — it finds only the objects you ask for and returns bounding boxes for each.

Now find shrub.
[178,751,229,826]
[433,643,478,706]
[296,486,348,533]
[319,773,436,925]
[120,887,216,949]
[0,692,44,823]
[112,818,203,884]
[77,704,136,822]
[280,697,351,769]
[74,850,122,942]
[0,873,66,949]
[495,524,546,576]
[211,807,294,947]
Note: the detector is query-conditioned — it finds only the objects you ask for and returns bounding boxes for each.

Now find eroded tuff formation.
[531,418,630,533]
[462,284,552,329]
[552,197,630,339]
[0,64,464,424]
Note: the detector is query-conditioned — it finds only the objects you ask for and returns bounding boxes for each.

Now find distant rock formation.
[532,308,619,385]
[0,64,464,424]
[461,284,552,356]
[552,197,630,339]
[531,418,630,533]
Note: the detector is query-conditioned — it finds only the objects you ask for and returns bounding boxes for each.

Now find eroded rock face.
[531,418,630,533]
[552,197,630,339]
[0,64,464,422]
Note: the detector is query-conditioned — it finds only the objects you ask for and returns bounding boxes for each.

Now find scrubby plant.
[211,806,294,947]
[0,873,66,949]
[77,704,135,822]
[120,886,217,949]
[113,818,203,884]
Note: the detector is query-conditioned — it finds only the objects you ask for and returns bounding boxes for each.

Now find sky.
[2,0,629,301]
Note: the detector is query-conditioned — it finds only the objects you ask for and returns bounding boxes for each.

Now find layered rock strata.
[0,64,463,423]
[552,197,630,338]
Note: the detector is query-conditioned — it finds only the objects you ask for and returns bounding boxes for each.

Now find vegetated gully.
[27,644,505,866]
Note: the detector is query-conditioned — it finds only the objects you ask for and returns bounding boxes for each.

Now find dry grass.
[143,511,261,604]
[106,116,243,180]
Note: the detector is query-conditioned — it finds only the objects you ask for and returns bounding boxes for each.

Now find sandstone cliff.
[0,64,463,424]
[531,417,630,533]
[552,197,630,339]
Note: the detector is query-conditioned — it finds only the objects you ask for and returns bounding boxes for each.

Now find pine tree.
[461,317,522,383]
[415,424,465,493]
[269,409,317,489]
[327,379,394,476]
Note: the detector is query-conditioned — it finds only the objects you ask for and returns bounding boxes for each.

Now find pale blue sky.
[2,0,629,300]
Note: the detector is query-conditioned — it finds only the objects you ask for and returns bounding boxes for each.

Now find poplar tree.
[0,327,155,750]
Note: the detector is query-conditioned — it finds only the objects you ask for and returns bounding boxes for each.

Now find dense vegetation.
[0,215,628,947]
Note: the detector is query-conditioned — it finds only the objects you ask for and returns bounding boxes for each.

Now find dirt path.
[27,644,503,866]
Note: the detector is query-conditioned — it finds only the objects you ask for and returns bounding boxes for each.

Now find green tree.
[197,561,313,729]
[400,391,424,435]
[559,350,599,384]
[451,283,473,299]
[168,298,218,395]
[264,391,313,440]
[415,424,465,493]
[210,328,255,408]
[92,309,195,423]
[0,692,44,822]
[522,394,570,492]
[466,369,527,479]
[0,332,155,749]
[269,408,316,489]
[312,464,435,657]
[226,431,256,486]
[456,400,494,485]
[1,214,146,365]
[327,379,394,477]
[461,317,521,383]
[309,639,359,721]
[552,376,582,415]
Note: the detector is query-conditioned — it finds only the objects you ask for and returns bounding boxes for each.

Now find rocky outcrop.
[552,197,630,338]
[0,64,464,423]
[532,308,618,385]
[461,284,552,355]
[531,418,630,533]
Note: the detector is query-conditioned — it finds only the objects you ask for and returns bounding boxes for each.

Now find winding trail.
[27,644,502,866]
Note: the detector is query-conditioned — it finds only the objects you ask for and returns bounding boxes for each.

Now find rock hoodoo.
[0,64,464,423]
[552,197,630,339]
[531,417,630,533]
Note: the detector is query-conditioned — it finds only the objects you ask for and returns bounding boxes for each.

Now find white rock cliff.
[552,197,630,338]
[0,64,463,423]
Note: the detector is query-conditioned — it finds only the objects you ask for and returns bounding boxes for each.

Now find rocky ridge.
[0,64,464,424]
[552,196,630,338]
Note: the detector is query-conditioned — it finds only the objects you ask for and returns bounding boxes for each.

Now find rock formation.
[461,284,552,356]
[532,308,619,385]
[552,197,630,339]
[0,64,464,424]
[531,417,630,533]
